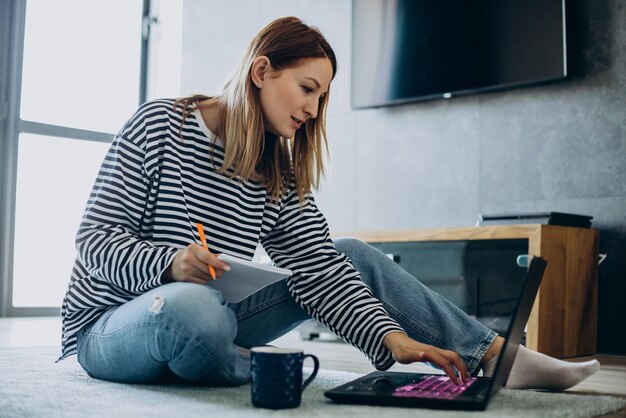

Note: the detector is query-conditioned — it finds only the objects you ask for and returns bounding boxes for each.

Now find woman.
[60,16,598,389]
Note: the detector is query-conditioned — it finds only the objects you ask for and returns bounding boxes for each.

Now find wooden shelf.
[335,224,599,359]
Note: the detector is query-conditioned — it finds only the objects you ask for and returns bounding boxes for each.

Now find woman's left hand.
[383,332,470,384]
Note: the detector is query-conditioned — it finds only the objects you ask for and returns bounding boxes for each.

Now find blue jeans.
[76,238,497,384]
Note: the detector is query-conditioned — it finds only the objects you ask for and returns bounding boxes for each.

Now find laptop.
[325,256,547,411]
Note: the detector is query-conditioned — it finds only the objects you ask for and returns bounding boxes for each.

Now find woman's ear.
[251,56,271,88]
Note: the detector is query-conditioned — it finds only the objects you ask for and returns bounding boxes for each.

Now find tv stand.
[337,225,599,359]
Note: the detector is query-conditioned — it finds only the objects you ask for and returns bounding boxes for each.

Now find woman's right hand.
[383,332,470,384]
[163,243,230,284]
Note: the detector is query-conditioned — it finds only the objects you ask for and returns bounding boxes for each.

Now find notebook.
[206,254,292,303]
[324,256,547,411]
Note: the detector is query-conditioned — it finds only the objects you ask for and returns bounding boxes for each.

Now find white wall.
[181,0,362,233]
[181,0,486,234]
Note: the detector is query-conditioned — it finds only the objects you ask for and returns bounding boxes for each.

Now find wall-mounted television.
[351,0,567,109]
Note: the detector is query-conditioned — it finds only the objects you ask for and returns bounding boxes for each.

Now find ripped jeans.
[75,238,497,385]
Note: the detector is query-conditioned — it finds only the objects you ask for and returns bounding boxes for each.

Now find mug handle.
[301,353,320,391]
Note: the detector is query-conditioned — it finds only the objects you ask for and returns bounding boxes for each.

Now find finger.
[180,252,212,276]
[444,351,469,383]
[195,260,231,280]
[441,362,460,385]
[212,266,227,279]
[453,356,470,383]
[208,259,230,279]
[210,253,231,273]
[190,263,215,280]
[430,353,459,384]
[186,246,218,280]
[177,257,214,282]
[193,246,231,274]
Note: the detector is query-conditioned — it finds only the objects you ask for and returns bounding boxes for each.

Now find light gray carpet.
[0,346,624,418]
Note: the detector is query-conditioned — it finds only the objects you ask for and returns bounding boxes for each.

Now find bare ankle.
[480,336,505,367]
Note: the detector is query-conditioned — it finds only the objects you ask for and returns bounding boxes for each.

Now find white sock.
[482,345,600,391]
[481,355,498,377]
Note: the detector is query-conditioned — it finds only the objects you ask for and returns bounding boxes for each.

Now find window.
[12,134,110,307]
[20,0,142,133]
[1,0,183,315]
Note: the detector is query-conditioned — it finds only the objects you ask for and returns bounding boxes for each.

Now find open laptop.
[325,257,547,411]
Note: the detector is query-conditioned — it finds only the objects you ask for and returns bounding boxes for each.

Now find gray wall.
[181,0,626,354]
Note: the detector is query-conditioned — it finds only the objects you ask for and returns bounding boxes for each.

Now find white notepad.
[206,254,293,303]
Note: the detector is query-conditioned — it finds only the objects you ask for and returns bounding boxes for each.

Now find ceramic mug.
[250,347,320,409]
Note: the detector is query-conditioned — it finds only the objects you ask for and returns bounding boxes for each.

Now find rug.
[0,346,624,418]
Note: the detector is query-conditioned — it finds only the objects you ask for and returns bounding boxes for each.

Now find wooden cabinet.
[337,225,599,359]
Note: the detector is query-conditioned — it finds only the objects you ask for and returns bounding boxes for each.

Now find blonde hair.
[174,17,337,205]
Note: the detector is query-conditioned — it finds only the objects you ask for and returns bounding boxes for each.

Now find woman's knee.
[334,237,371,258]
[149,283,237,342]
[334,237,385,269]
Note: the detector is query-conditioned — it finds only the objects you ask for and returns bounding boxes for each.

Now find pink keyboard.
[392,376,477,400]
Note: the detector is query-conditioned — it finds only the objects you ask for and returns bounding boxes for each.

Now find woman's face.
[258,57,333,139]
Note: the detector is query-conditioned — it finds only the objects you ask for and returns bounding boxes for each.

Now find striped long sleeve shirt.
[60,99,404,368]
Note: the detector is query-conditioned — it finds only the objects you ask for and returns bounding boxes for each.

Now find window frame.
[0,0,152,316]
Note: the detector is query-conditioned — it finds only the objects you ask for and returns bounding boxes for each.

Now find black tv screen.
[351,0,567,108]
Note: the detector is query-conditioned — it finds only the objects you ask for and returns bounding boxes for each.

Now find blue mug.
[250,347,320,409]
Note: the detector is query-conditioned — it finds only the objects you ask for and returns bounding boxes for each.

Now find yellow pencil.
[196,223,216,280]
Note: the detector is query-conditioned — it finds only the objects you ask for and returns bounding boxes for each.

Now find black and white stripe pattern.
[60,99,404,369]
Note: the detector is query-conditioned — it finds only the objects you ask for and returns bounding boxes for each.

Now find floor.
[1,317,625,416]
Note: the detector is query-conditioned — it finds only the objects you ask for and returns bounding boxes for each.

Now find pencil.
[196,223,217,280]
